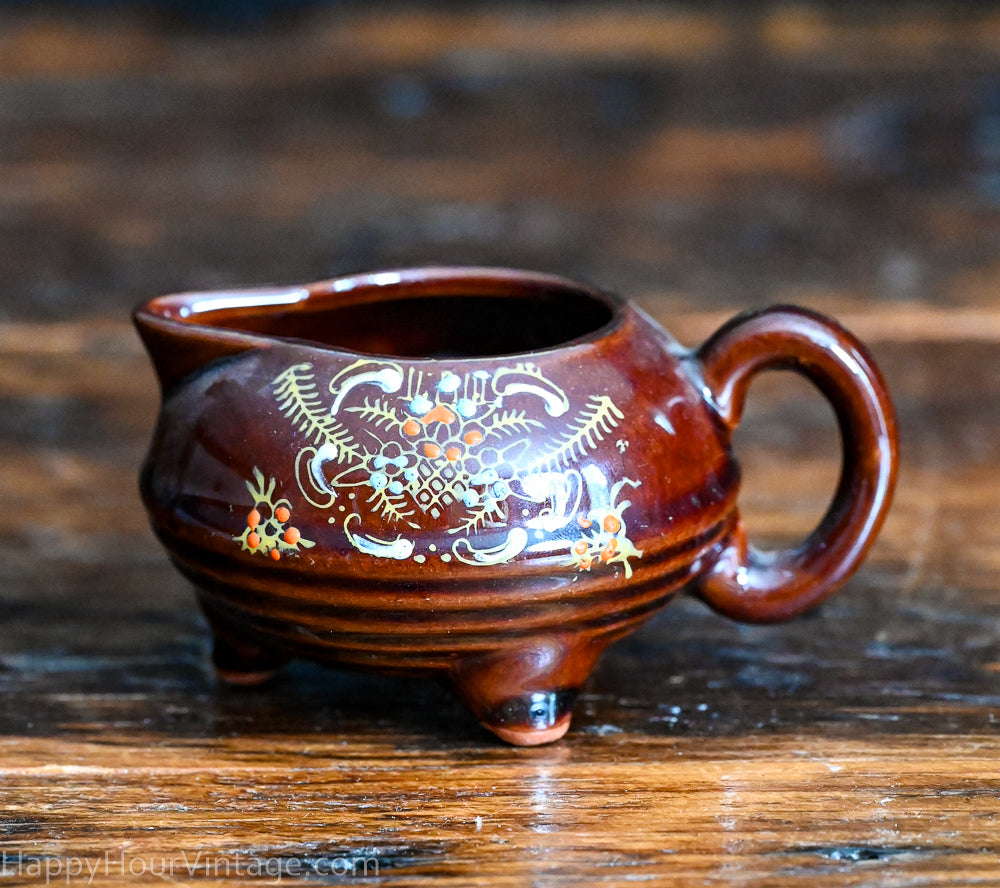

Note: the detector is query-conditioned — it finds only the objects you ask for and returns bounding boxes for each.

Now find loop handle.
[694,306,898,623]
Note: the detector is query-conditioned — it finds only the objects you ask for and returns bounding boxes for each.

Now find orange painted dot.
[403,418,421,436]
[421,404,456,425]
[601,538,618,561]
[463,430,483,446]
[247,531,261,549]
[270,549,281,561]
[577,516,592,528]
[424,442,441,458]
[603,514,621,533]
[284,527,300,545]
[247,509,260,530]
[580,557,593,571]
[573,540,588,556]
[445,446,461,462]
[275,506,291,523]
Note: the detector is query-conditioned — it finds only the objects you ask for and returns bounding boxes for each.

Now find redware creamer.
[134,267,897,745]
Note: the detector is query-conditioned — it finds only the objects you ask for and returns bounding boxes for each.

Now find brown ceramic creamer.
[134,267,897,745]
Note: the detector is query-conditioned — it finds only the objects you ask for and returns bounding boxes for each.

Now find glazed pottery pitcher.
[134,267,897,745]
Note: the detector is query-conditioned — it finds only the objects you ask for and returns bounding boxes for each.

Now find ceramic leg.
[450,635,606,746]
[201,606,290,686]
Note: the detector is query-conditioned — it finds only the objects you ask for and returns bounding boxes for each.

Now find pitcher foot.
[450,635,606,745]
[480,689,577,745]
[211,630,289,686]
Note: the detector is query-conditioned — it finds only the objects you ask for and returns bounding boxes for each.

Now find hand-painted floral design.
[566,477,643,579]
[234,467,315,561]
[267,359,643,574]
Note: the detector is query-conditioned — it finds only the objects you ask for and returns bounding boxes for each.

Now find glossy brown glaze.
[134,267,897,744]
[695,307,899,622]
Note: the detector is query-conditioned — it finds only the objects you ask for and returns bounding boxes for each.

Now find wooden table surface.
[4,4,1000,885]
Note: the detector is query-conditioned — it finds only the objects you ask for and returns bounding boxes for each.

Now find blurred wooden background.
[3,3,1000,885]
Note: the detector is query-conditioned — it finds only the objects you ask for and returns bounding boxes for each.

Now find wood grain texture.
[2,3,1000,885]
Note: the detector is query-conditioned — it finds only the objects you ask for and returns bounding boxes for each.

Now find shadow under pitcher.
[134,267,898,745]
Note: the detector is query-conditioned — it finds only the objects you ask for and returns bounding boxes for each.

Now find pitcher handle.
[693,306,898,623]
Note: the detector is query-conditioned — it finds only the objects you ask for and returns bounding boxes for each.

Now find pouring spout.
[133,310,248,393]
[132,286,307,392]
